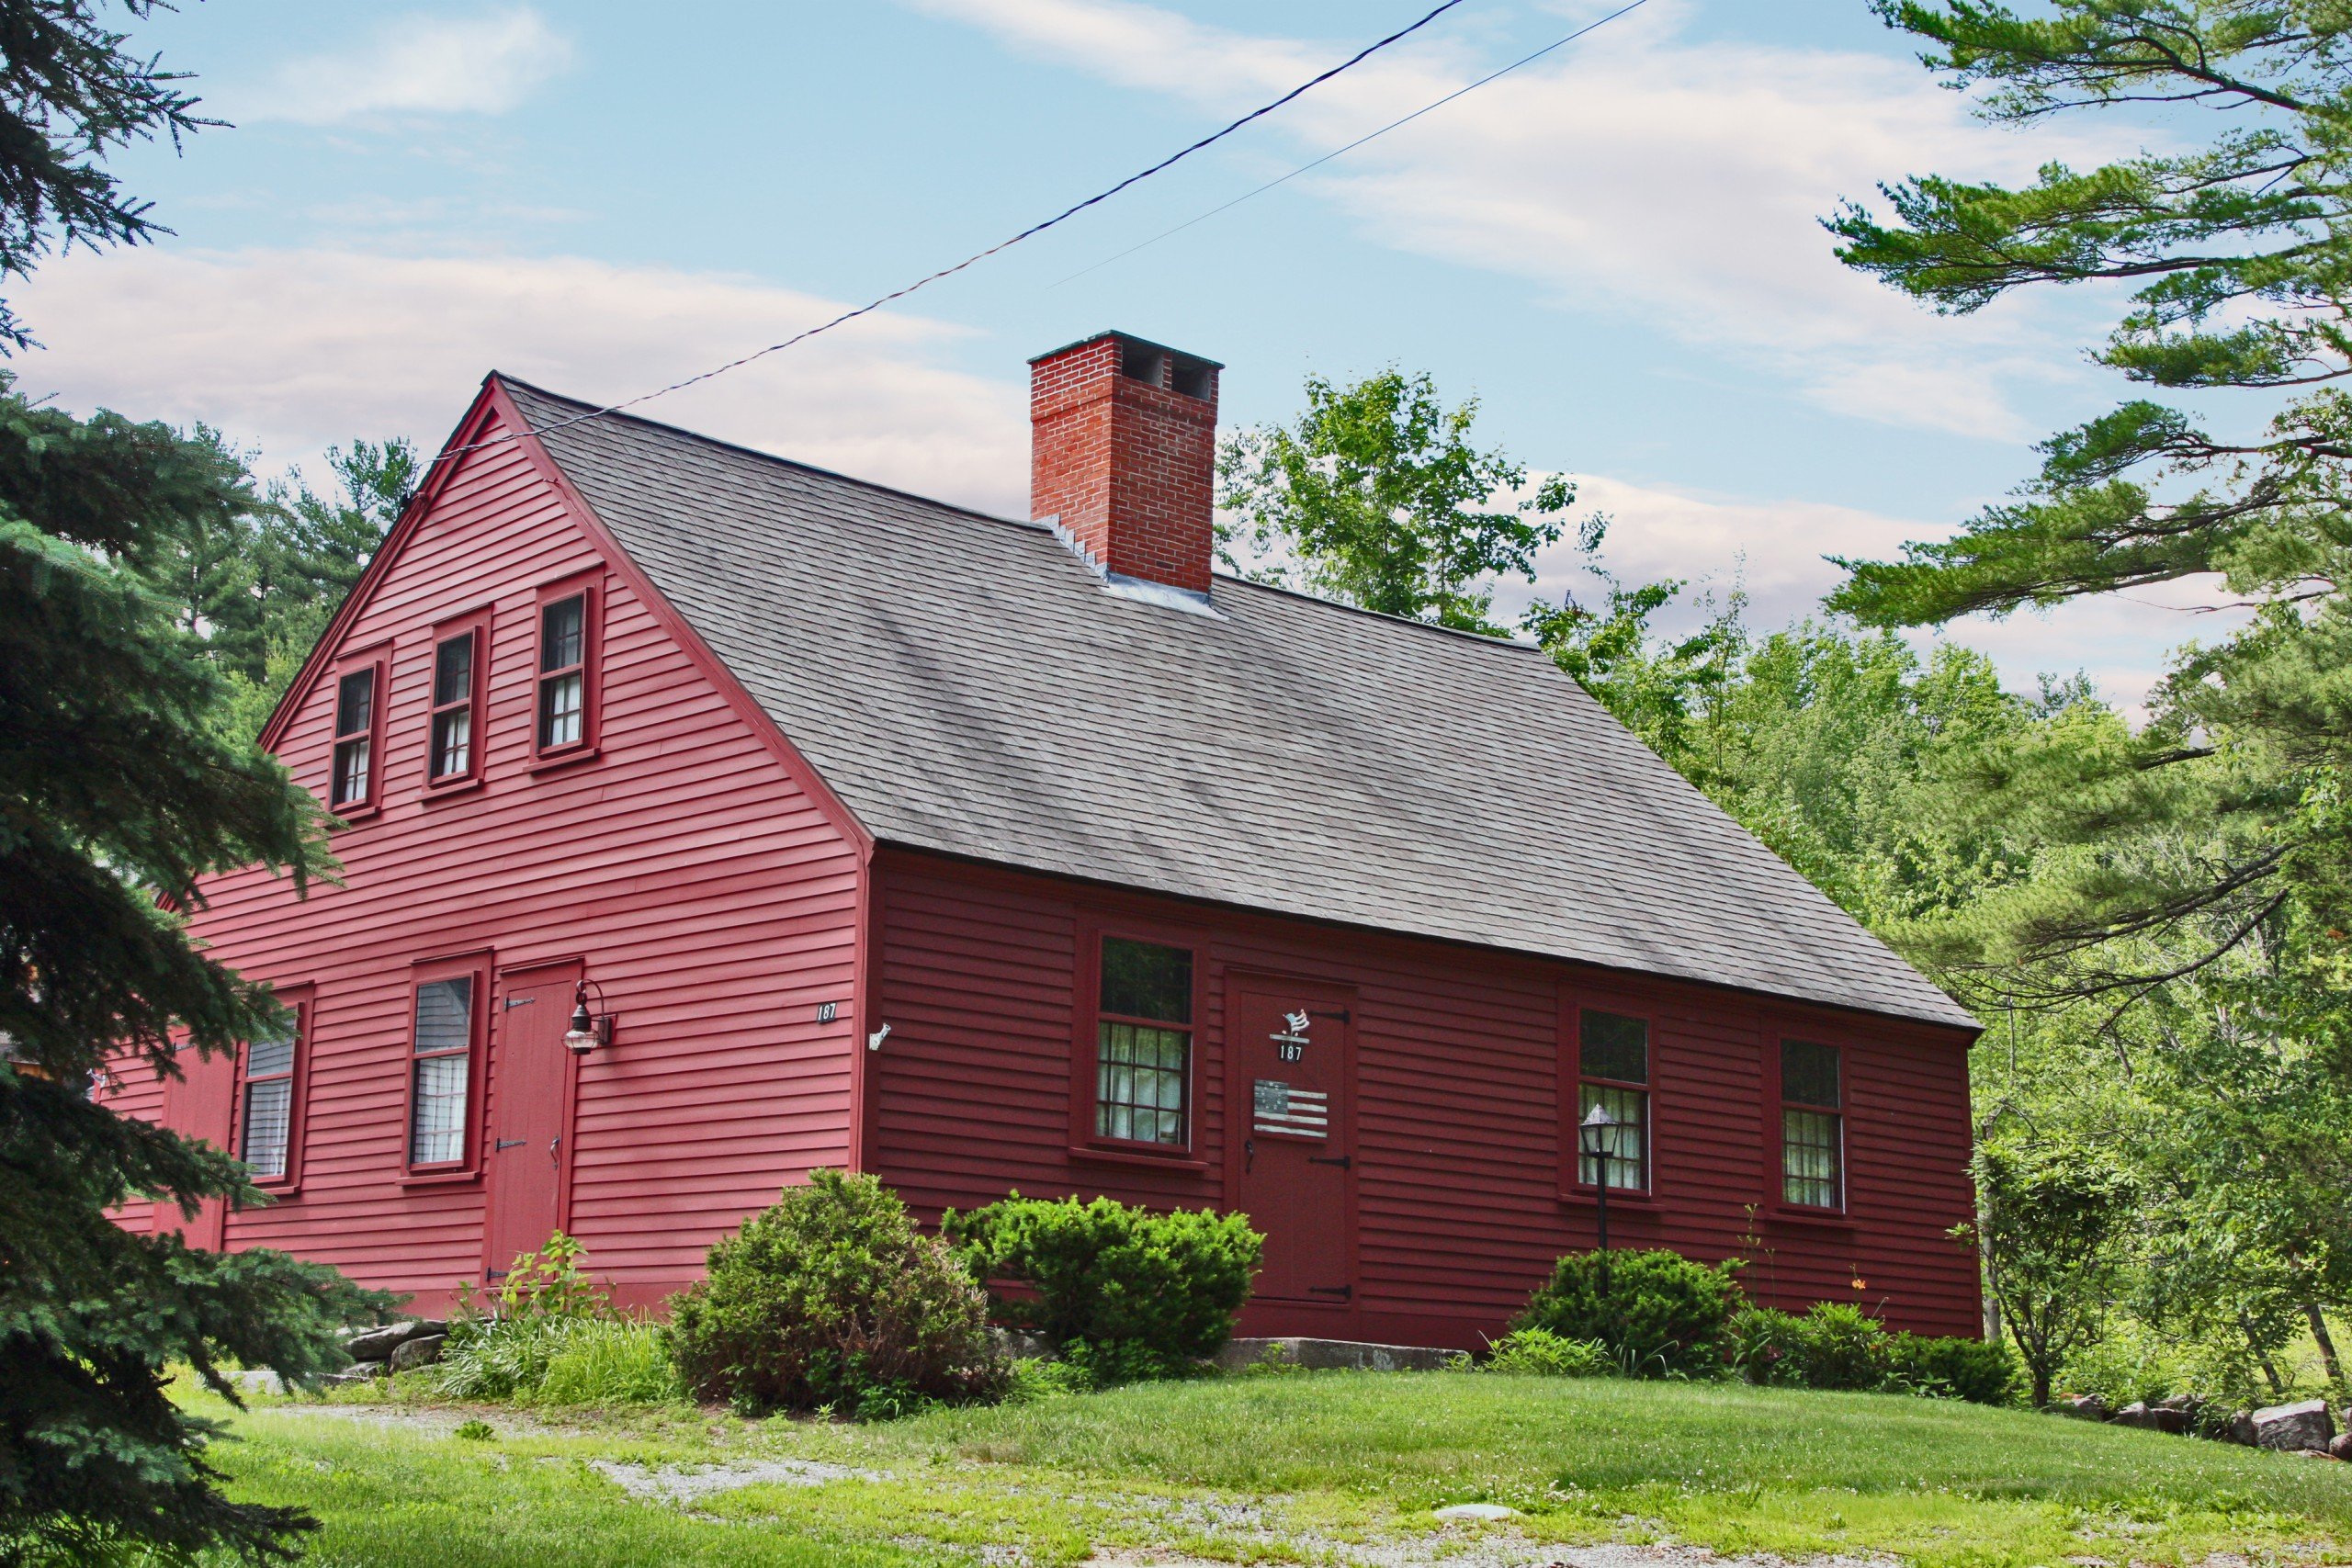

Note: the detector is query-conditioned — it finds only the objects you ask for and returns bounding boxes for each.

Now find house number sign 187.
[1272,1008,1310,1062]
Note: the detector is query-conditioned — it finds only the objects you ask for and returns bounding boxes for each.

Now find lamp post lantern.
[1578,1101,1619,1296]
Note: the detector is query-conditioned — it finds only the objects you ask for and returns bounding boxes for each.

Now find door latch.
[1244,1136,1254,1173]
[549,1134,561,1168]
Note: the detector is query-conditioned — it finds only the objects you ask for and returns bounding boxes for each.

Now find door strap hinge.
[1306,1154,1351,1169]
[503,996,534,1009]
[1307,1285,1353,1300]
[1315,1009,1351,1022]
[495,1137,527,1150]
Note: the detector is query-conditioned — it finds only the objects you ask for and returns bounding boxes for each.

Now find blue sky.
[22,0,2233,705]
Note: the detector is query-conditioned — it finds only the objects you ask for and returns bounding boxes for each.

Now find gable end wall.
[111,400,866,1310]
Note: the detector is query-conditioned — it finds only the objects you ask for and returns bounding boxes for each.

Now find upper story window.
[1093,936,1192,1146]
[1780,1038,1843,1210]
[1577,1008,1649,1191]
[427,626,481,784]
[409,974,476,1168]
[534,581,598,759]
[330,666,378,811]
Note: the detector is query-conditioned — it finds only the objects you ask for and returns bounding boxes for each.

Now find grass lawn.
[206,1371,2352,1567]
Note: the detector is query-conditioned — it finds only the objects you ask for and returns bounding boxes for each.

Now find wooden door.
[481,963,578,1283]
[1228,976,1355,1304]
[160,1043,237,1248]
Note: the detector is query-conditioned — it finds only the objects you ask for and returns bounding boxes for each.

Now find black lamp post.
[1578,1101,1618,1295]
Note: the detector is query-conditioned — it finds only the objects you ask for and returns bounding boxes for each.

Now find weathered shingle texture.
[503,378,1974,1031]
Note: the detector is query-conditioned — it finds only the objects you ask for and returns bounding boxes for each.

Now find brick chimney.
[1030,331,1221,597]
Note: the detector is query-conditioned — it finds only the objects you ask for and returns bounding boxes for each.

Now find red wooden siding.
[865,849,1981,1346]
[155,394,865,1313]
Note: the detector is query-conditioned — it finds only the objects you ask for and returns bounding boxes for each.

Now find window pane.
[1095,1021,1187,1145]
[539,671,583,748]
[332,738,369,807]
[242,1077,292,1179]
[434,633,474,706]
[1577,1082,1647,1189]
[432,706,471,777]
[1781,1040,1840,1109]
[414,977,472,1055]
[1100,937,1190,1022]
[1580,1009,1647,1084]
[246,1030,296,1079]
[541,596,584,672]
[1783,1108,1842,1207]
[335,669,373,736]
[411,1053,469,1164]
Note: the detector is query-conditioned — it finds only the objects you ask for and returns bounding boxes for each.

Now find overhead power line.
[1054,0,1651,288]
[425,0,1476,470]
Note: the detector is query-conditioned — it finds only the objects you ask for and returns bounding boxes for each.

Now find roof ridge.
[494,372,1551,661]
[492,371,1046,536]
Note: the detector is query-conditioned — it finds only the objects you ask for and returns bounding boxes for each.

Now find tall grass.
[435,1314,682,1406]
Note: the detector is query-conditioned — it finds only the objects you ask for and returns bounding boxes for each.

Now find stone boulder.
[342,1320,445,1362]
[2221,1409,2258,1445]
[2329,1432,2352,1462]
[2252,1398,2335,1453]
[1211,1337,1468,1372]
[2052,1393,2109,1421]
[2113,1401,2191,1435]
[389,1334,447,1372]
[334,1359,388,1382]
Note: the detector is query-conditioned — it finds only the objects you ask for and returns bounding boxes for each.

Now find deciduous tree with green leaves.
[1216,367,1578,635]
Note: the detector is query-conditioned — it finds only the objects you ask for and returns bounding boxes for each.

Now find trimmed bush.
[1724,1303,1808,1386]
[1729,1301,2019,1405]
[1512,1248,1742,1379]
[668,1169,1002,1415]
[945,1193,1261,1381]
[1483,1326,1612,1377]
[1887,1332,2020,1406]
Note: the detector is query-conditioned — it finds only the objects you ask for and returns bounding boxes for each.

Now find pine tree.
[1823,1,2352,1012]
[0,4,390,1559]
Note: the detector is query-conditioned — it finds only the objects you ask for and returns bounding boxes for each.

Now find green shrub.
[668,1169,1001,1415]
[1885,1332,2020,1406]
[1790,1301,1893,1391]
[945,1193,1261,1382]
[1725,1304,1808,1386]
[1483,1326,1612,1377]
[437,1233,631,1401]
[1004,1357,1095,1402]
[1511,1248,1742,1379]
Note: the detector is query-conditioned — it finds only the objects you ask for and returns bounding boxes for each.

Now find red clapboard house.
[111,331,1983,1346]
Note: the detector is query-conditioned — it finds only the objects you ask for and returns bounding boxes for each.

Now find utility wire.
[1054,0,1650,288]
[424,0,1475,470]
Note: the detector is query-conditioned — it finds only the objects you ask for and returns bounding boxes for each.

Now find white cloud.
[1493,472,2232,714]
[908,0,2132,440]
[10,246,1030,514]
[232,9,576,125]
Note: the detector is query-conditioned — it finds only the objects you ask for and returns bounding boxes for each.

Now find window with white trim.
[429,629,477,781]
[330,668,376,808]
[239,1020,299,1179]
[537,594,586,750]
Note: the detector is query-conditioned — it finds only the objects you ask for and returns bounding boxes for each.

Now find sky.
[20,0,2247,707]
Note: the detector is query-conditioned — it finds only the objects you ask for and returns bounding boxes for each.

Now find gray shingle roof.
[502,378,1974,1032]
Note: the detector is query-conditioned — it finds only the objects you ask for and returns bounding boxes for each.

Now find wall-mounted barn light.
[563,977,616,1056]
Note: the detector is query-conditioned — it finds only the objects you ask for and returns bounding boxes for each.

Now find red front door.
[481,963,578,1282]
[161,1043,237,1248]
[1228,976,1355,1306]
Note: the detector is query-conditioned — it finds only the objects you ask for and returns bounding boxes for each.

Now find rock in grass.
[2329,1432,2352,1462]
[344,1322,423,1361]
[389,1335,447,1372]
[2052,1393,2109,1421]
[2252,1398,2334,1453]
[2114,1401,2190,1435]
[332,1360,387,1383]
[1433,1503,1521,1521]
